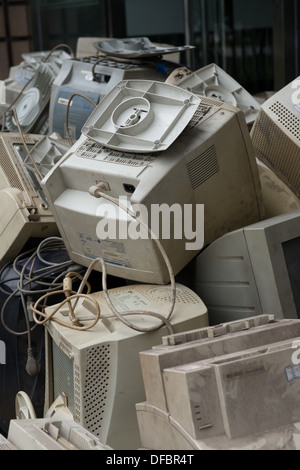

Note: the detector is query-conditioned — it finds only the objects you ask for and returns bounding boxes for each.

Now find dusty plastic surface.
[175,63,260,125]
[43,283,208,450]
[137,315,300,450]
[93,37,195,58]
[8,418,112,450]
[82,79,201,153]
[15,391,37,420]
[0,434,18,450]
[251,76,300,198]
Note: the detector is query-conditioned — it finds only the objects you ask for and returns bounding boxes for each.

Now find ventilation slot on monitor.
[186,104,212,130]
[199,96,224,108]
[187,145,220,190]
[0,141,27,193]
[270,101,300,141]
[83,344,112,438]
[252,109,300,197]
[52,339,75,417]
[145,286,202,305]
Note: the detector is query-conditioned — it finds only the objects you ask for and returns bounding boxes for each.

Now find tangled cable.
[0,237,86,374]
[31,191,177,335]
[30,270,100,331]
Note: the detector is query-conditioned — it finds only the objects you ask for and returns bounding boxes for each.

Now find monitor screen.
[282,236,300,318]
[177,210,300,324]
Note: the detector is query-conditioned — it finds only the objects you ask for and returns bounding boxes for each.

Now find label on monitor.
[109,291,148,312]
[76,140,155,167]
[78,232,131,268]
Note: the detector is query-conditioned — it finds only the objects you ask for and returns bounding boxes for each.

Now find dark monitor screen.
[283,237,300,319]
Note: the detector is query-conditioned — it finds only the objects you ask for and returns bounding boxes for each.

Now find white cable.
[32,189,177,334]
[78,188,177,333]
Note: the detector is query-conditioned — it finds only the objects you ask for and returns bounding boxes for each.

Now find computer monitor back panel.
[251,77,300,197]
[177,210,300,325]
[44,283,208,450]
[257,159,300,219]
[42,85,264,285]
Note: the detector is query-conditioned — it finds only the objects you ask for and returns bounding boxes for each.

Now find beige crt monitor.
[43,283,208,450]
[42,80,264,285]
[0,133,69,267]
[177,210,300,325]
[256,159,300,218]
[137,315,300,450]
[251,76,300,198]
[168,63,261,128]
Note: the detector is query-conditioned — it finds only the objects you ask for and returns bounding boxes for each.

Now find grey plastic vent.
[187,145,220,190]
[135,284,202,305]
[251,109,300,197]
[82,344,111,437]
[269,101,300,140]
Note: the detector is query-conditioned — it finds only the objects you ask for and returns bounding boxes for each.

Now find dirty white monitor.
[170,63,261,127]
[256,159,300,219]
[178,210,300,325]
[137,315,300,450]
[251,76,300,197]
[0,133,69,266]
[42,80,264,285]
[43,283,208,450]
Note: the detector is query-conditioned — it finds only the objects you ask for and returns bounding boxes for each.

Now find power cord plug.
[26,347,41,377]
